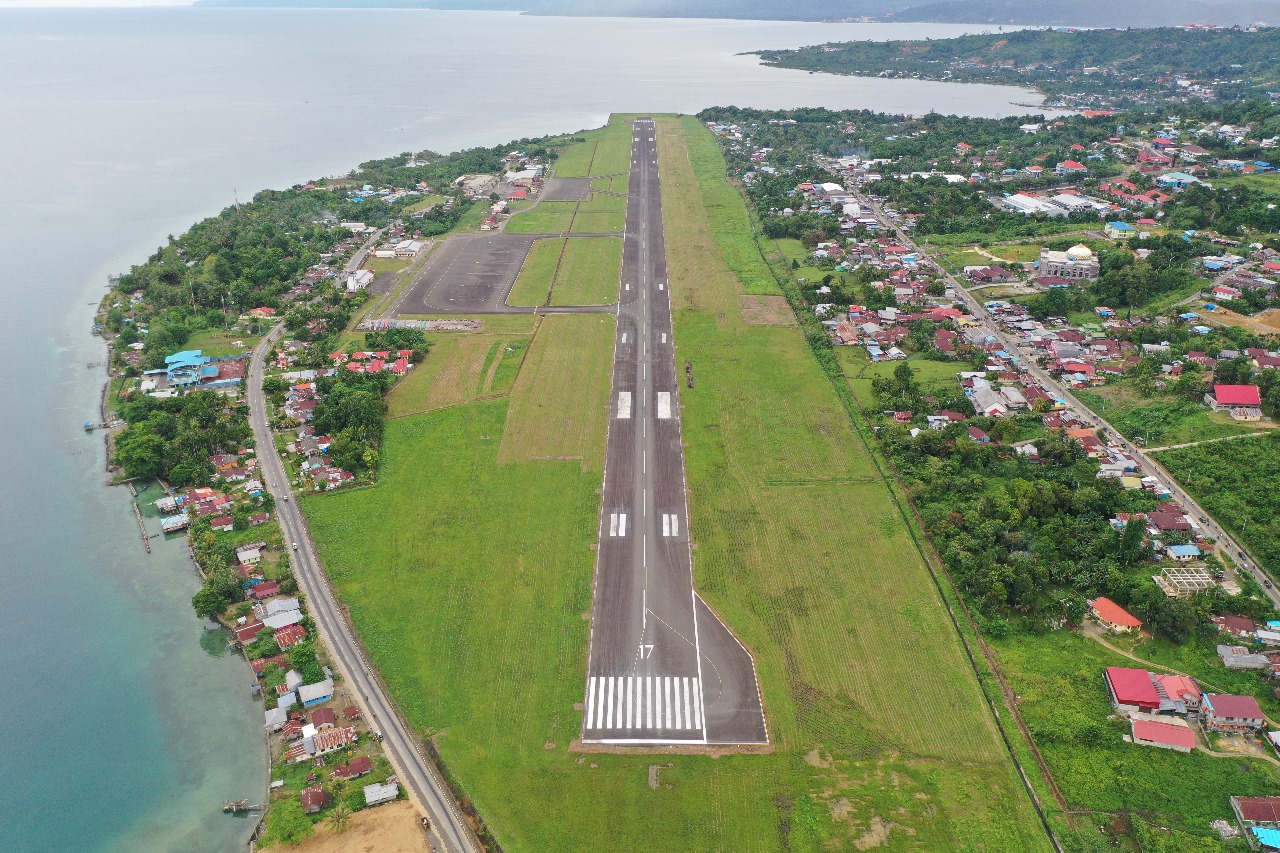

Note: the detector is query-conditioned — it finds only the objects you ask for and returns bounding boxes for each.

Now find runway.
[581,119,767,747]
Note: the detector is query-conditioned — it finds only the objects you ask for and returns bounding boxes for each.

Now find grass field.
[402,194,446,214]
[497,313,614,468]
[581,192,629,211]
[506,238,622,307]
[993,629,1280,846]
[183,328,258,357]
[386,331,533,419]
[551,238,621,305]
[306,115,1048,853]
[1073,384,1264,447]
[570,210,625,234]
[505,238,562,306]
[657,115,1050,850]
[505,203,577,234]
[367,257,412,274]
[548,138,597,178]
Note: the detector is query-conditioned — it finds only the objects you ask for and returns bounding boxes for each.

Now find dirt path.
[281,801,431,853]
[1146,431,1270,452]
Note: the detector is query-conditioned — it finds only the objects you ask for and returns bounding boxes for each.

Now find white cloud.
[0,0,194,6]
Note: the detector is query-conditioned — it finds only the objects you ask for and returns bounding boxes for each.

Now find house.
[300,785,331,814]
[263,609,304,631]
[1218,645,1271,670]
[1214,615,1258,638]
[1205,384,1262,420]
[1156,172,1199,189]
[236,546,262,565]
[1130,715,1195,753]
[210,515,234,533]
[1152,673,1202,715]
[249,581,280,601]
[1166,544,1202,562]
[1090,597,1142,633]
[364,781,400,807]
[234,621,265,644]
[264,706,288,732]
[274,624,308,649]
[1055,160,1088,176]
[334,756,373,780]
[1231,796,1280,829]
[1105,667,1161,715]
[967,427,991,444]
[1105,221,1136,240]
[1202,693,1265,732]
[311,707,337,729]
[298,677,335,708]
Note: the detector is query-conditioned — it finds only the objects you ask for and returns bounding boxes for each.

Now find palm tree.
[329,800,352,834]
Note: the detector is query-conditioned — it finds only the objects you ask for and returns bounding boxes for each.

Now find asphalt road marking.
[584,676,703,732]
[617,392,632,419]
[621,332,628,343]
[658,282,664,291]
[660,333,667,344]
[656,392,672,419]
[609,512,628,537]
[661,513,680,537]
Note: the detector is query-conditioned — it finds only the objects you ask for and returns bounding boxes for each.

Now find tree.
[192,585,229,620]
[114,429,168,478]
[328,799,352,834]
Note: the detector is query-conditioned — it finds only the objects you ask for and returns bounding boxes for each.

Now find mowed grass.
[657,116,1050,850]
[580,191,628,211]
[1074,384,1264,447]
[506,237,621,307]
[551,238,621,306]
[497,313,615,468]
[505,238,562,307]
[548,138,597,178]
[571,210,625,234]
[505,202,577,234]
[680,124,782,297]
[386,332,531,419]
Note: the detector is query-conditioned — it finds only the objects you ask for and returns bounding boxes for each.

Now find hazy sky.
[0,0,192,6]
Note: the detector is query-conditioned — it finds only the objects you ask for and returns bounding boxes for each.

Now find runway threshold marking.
[584,676,703,732]
[656,392,672,419]
[609,512,628,537]
[617,392,632,419]
[661,513,680,537]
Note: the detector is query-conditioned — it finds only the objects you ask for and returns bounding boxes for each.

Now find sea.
[0,8,1052,852]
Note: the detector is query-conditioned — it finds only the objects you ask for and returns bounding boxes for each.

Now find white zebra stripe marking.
[617,392,632,419]
[584,676,702,732]
[656,391,671,419]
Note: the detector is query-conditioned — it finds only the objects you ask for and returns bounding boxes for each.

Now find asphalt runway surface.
[540,177,594,201]
[392,233,538,314]
[580,119,768,747]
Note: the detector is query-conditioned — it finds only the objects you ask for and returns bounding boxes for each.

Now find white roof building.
[364,781,400,807]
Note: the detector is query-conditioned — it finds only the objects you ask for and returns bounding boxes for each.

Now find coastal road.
[845,184,1279,606]
[247,328,478,853]
[580,119,768,746]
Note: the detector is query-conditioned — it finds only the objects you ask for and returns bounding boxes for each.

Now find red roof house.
[1232,796,1280,826]
[334,756,373,780]
[1209,384,1261,408]
[1203,693,1265,732]
[1105,667,1161,713]
[311,707,337,729]
[1131,718,1195,753]
[275,624,308,649]
[1091,597,1142,633]
[1214,614,1258,638]
[234,621,265,644]
[250,581,281,601]
[300,785,331,814]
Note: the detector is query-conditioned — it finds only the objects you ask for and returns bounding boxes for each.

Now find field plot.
[550,238,620,306]
[994,630,1280,843]
[548,139,597,178]
[505,202,577,234]
[581,192,628,211]
[657,116,1049,850]
[587,121,636,176]
[386,332,531,419]
[571,210,625,234]
[1074,384,1266,447]
[497,313,615,467]
[505,239,562,307]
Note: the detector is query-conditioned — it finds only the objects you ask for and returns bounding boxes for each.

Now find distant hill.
[891,0,1280,28]
[755,27,1280,109]
[192,0,1280,27]
[191,0,920,19]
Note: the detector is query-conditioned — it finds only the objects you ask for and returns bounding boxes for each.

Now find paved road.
[848,186,1280,606]
[246,326,478,853]
[580,119,767,746]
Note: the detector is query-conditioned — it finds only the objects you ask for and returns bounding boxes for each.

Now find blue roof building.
[164,350,209,386]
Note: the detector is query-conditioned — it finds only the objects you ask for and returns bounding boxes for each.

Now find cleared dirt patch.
[740,295,796,326]
[283,801,429,853]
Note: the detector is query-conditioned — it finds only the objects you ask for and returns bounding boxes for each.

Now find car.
[1267,580,1273,589]
[1240,551,1246,559]
[292,542,299,550]
[282,494,289,501]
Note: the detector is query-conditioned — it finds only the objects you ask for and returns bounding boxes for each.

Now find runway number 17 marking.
[639,644,654,659]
